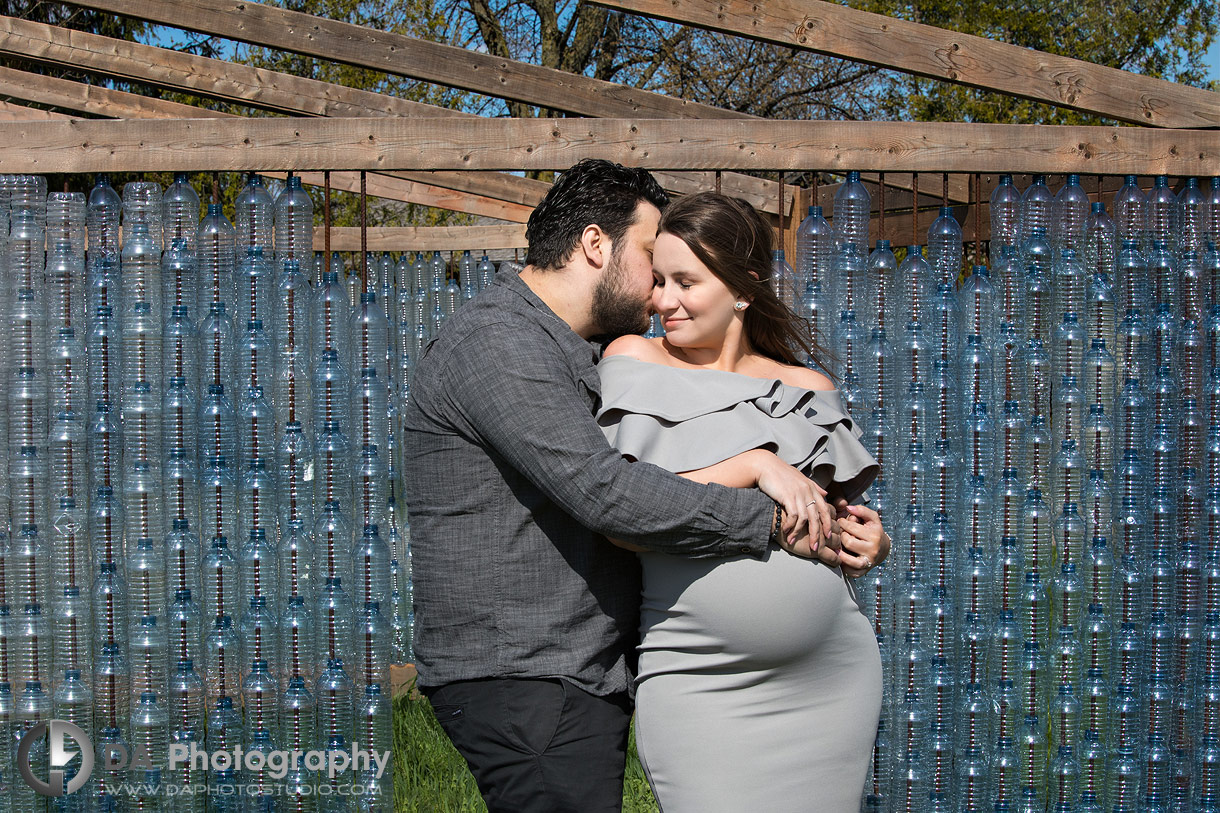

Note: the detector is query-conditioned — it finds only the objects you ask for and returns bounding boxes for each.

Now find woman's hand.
[833,501,890,578]
[753,453,832,547]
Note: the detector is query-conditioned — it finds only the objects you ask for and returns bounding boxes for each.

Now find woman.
[597,192,889,812]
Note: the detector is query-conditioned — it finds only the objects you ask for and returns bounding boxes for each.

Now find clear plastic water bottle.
[833,171,871,253]
[315,657,354,742]
[274,258,314,436]
[1020,175,1053,243]
[274,174,314,266]
[796,205,836,309]
[928,206,963,287]
[239,527,278,621]
[314,424,353,520]
[1179,177,1206,256]
[197,202,236,314]
[1086,269,1117,353]
[1022,228,1054,346]
[234,173,274,256]
[236,246,274,332]
[1054,249,1087,326]
[87,175,122,261]
[473,253,496,293]
[1113,174,1148,247]
[199,301,236,396]
[92,640,130,733]
[957,265,997,348]
[861,327,895,414]
[991,174,1021,256]
[1148,240,1177,312]
[770,249,799,313]
[354,441,387,533]
[280,595,316,689]
[198,384,237,467]
[1052,174,1089,254]
[162,172,200,253]
[315,577,354,669]
[1115,239,1149,322]
[129,616,167,700]
[896,245,933,325]
[798,277,832,357]
[1025,339,1052,421]
[46,190,86,260]
[277,420,315,542]
[1149,175,1178,249]
[127,534,166,629]
[238,384,274,468]
[354,600,391,692]
[202,534,238,627]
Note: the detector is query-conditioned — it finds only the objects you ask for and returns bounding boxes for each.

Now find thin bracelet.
[771,502,783,543]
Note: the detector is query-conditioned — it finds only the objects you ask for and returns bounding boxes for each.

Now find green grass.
[394,688,659,813]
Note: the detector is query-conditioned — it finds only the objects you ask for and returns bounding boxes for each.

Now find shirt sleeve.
[440,322,773,558]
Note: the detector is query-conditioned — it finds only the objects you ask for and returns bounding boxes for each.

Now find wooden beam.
[0,64,209,119]
[0,100,71,120]
[313,225,527,252]
[592,0,1220,129]
[0,64,534,221]
[0,116,1212,175]
[0,15,549,210]
[49,4,793,214]
[264,171,531,222]
[64,0,746,120]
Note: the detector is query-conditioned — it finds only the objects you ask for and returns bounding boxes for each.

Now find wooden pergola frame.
[0,0,1213,252]
[0,116,1212,175]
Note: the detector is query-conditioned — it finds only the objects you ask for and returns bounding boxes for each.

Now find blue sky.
[1207,36,1220,83]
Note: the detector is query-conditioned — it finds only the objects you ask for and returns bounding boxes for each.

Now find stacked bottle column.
[45,189,92,813]
[822,174,1220,812]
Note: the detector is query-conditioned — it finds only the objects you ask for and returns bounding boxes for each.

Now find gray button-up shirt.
[403,271,774,695]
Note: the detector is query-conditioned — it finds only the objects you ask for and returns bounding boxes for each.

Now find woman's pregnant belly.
[636,544,870,680]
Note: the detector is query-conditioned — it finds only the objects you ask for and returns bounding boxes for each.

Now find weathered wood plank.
[49,4,794,213]
[0,100,71,120]
[264,171,532,222]
[65,0,746,120]
[0,116,1211,175]
[592,0,1220,129]
[0,65,533,221]
[1,14,790,213]
[313,225,527,251]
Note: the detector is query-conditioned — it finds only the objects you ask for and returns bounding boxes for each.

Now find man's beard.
[590,245,652,338]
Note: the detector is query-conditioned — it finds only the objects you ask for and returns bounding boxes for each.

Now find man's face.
[590,201,662,337]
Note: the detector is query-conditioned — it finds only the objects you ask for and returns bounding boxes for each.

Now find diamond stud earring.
[734,301,747,311]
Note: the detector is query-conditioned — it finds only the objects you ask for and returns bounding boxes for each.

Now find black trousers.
[424,677,633,813]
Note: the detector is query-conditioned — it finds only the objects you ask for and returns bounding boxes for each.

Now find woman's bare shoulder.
[603,334,668,362]
[771,362,835,392]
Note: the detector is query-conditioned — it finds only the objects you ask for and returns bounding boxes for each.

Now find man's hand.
[775,507,842,566]
[834,499,890,578]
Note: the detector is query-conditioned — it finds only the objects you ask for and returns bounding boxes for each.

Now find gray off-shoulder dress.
[596,355,883,813]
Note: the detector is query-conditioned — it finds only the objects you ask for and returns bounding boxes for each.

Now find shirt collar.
[493,268,602,366]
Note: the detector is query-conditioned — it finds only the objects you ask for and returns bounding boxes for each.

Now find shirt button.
[740,546,752,553]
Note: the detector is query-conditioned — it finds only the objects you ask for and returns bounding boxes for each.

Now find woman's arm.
[608,449,836,559]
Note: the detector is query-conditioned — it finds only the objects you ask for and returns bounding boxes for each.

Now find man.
[403,159,834,812]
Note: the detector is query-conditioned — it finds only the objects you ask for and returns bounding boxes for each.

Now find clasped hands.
[756,457,890,576]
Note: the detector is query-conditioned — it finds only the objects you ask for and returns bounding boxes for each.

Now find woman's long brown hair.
[658,192,833,373]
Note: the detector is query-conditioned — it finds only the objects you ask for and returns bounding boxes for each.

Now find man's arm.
[441,323,774,558]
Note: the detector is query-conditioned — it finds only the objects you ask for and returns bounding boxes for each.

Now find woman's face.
[651,231,741,349]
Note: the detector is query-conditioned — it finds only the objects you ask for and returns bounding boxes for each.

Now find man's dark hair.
[525,159,669,270]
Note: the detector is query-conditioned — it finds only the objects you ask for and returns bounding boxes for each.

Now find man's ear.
[580,223,609,270]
